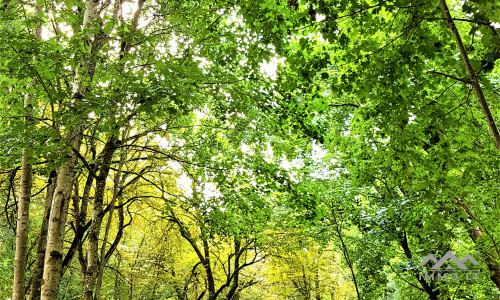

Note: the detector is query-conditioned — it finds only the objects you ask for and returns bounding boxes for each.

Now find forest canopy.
[0,0,499,299]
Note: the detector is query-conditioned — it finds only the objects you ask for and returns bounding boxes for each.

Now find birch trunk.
[29,170,57,300]
[86,0,142,294]
[41,0,102,298]
[41,126,82,299]
[12,12,42,299]
[12,149,33,300]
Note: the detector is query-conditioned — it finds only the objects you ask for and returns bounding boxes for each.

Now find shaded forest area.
[1,0,499,299]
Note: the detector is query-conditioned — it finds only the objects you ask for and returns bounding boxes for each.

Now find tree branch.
[429,70,471,84]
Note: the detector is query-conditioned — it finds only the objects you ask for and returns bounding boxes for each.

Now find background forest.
[0,0,499,299]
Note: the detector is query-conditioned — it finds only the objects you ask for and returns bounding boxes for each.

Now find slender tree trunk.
[330,208,361,300]
[400,231,439,300]
[477,240,500,289]
[104,201,126,265]
[453,199,500,289]
[225,240,241,300]
[82,137,119,300]
[204,239,216,300]
[114,258,121,299]
[86,0,143,291]
[314,262,321,300]
[12,10,42,297]
[94,196,116,299]
[95,147,126,299]
[439,0,500,150]
[12,148,33,300]
[41,0,102,298]
[29,170,57,300]
[76,163,95,276]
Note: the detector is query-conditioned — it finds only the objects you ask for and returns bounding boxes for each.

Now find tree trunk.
[439,0,500,150]
[82,136,119,300]
[12,8,42,299]
[204,239,216,300]
[41,125,82,299]
[41,0,102,298]
[95,146,126,299]
[400,231,439,300]
[482,247,500,290]
[76,163,95,276]
[12,148,33,300]
[87,0,143,291]
[330,208,361,300]
[453,199,500,289]
[314,262,320,300]
[225,240,241,300]
[29,170,57,300]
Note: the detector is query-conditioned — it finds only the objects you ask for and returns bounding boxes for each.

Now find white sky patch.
[226,9,241,25]
[248,120,257,130]
[260,57,285,80]
[40,26,55,40]
[280,155,304,171]
[280,159,292,170]
[138,0,156,29]
[169,34,178,55]
[409,112,416,124]
[177,175,221,201]
[262,142,274,162]
[59,22,73,38]
[156,136,170,149]
[121,0,138,20]
[241,141,254,155]
[311,142,327,162]
[195,56,211,69]
[194,109,209,129]
[176,172,193,197]
[98,81,110,87]
[203,182,222,199]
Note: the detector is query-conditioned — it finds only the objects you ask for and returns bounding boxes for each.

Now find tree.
[1,0,499,298]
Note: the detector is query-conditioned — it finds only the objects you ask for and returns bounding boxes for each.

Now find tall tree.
[41,0,104,297]
[12,5,42,299]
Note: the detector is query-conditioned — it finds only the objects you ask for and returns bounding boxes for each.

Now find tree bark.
[95,145,126,299]
[76,163,96,276]
[225,240,241,300]
[29,170,57,300]
[12,148,33,300]
[41,126,82,299]
[41,0,102,298]
[12,10,42,298]
[90,0,144,288]
[439,0,500,150]
[204,239,216,299]
[314,261,321,300]
[400,231,439,300]
[82,136,119,300]
[453,198,500,289]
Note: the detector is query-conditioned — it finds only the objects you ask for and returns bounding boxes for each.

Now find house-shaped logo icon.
[420,251,479,270]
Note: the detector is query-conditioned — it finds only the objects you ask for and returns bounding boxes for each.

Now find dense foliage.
[0,0,499,299]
